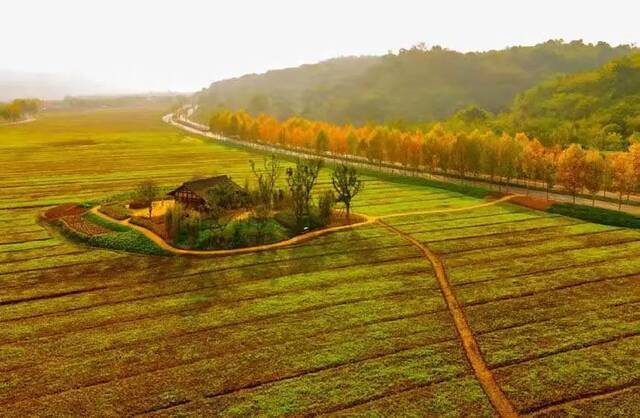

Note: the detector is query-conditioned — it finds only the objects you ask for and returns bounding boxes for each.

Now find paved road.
[164,113,640,217]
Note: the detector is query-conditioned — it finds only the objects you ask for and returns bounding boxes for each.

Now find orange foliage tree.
[208,110,640,209]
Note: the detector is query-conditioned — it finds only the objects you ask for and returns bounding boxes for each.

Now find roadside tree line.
[209,110,640,209]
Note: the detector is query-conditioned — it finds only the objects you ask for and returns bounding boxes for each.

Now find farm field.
[0,106,639,416]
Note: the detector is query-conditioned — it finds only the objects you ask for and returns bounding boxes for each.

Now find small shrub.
[98,203,131,220]
[83,212,130,232]
[88,230,169,256]
[318,191,335,226]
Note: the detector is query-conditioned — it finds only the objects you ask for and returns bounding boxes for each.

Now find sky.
[2,0,639,94]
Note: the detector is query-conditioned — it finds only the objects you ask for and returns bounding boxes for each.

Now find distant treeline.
[0,98,43,121]
[51,95,187,110]
[208,109,640,209]
[196,40,636,125]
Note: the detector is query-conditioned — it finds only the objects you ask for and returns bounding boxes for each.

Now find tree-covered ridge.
[498,53,640,150]
[196,40,636,125]
[196,56,381,120]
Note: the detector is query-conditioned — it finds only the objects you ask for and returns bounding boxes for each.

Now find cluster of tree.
[157,157,364,249]
[0,98,42,121]
[494,53,640,150]
[209,110,640,209]
[196,40,636,125]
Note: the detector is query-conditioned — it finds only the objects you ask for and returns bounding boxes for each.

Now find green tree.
[318,190,335,225]
[331,164,364,222]
[250,155,281,209]
[135,180,159,218]
[286,159,323,228]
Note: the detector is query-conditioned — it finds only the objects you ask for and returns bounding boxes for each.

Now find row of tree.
[209,110,640,209]
[0,98,43,122]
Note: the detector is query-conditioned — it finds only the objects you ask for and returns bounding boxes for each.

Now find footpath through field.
[379,219,519,418]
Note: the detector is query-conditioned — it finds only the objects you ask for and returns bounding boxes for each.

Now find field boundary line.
[378,218,519,418]
[524,380,640,416]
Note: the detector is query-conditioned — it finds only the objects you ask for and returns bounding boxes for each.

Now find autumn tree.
[346,131,359,155]
[630,143,640,188]
[521,137,545,193]
[496,133,523,191]
[451,133,469,181]
[556,144,586,203]
[315,130,329,153]
[583,150,606,205]
[331,164,364,222]
[541,150,558,200]
[608,152,636,210]
[480,132,500,183]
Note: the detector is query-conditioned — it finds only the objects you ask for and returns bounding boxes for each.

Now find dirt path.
[89,195,517,257]
[0,118,35,127]
[378,219,519,418]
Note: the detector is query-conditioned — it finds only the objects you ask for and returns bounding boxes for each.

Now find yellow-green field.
[0,106,638,416]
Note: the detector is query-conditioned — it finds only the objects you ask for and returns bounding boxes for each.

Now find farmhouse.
[168,175,246,210]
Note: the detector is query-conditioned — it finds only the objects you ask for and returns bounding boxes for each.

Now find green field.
[0,107,638,416]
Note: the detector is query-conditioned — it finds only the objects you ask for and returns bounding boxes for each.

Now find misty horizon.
[2,0,640,99]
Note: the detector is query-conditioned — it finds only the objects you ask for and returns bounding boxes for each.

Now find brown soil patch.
[43,204,87,221]
[486,191,508,200]
[60,215,110,236]
[508,195,554,211]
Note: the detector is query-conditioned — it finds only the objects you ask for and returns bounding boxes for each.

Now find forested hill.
[195,40,636,125]
[195,56,381,120]
[497,53,640,150]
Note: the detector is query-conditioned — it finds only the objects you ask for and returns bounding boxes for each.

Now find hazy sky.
[2,0,639,93]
